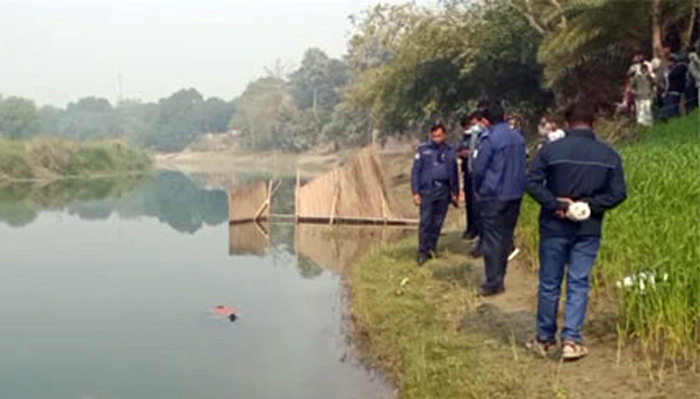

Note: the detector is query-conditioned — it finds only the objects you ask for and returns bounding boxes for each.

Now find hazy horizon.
[0,0,397,107]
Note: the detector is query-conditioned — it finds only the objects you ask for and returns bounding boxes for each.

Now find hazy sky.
[0,0,395,106]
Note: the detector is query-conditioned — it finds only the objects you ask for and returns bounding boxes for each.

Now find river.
[0,171,397,399]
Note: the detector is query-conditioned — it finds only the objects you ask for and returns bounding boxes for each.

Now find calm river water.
[0,171,394,399]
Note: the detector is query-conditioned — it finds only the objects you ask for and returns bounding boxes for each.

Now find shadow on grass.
[461,304,535,347]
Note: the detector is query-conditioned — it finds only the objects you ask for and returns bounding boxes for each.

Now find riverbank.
[0,138,151,182]
[154,148,349,180]
[348,117,699,398]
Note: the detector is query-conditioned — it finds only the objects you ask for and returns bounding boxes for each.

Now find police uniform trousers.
[419,186,451,255]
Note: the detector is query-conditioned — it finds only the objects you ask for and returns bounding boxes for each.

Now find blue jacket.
[474,122,527,200]
[411,140,459,197]
[526,129,627,237]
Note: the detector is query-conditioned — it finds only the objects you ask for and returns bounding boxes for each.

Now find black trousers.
[480,199,522,290]
[464,173,479,236]
[419,193,451,255]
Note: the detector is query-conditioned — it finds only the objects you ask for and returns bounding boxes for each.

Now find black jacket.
[526,129,627,237]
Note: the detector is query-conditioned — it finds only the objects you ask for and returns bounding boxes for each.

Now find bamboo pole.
[295,169,301,223]
[329,169,340,225]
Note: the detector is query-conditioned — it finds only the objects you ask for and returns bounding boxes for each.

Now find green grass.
[519,111,700,362]
[0,138,151,181]
[349,237,560,399]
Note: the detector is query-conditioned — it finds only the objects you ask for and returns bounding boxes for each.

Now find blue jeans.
[536,235,601,343]
[662,92,681,119]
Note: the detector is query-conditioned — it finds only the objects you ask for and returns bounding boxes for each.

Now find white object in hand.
[566,202,591,221]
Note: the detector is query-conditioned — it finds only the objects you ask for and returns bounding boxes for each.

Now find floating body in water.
[213,305,239,322]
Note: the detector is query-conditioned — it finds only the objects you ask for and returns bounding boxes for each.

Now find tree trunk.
[652,0,663,58]
[685,6,698,49]
[312,87,320,125]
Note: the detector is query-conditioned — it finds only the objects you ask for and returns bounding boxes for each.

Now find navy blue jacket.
[526,129,627,237]
[411,140,459,197]
[473,122,527,201]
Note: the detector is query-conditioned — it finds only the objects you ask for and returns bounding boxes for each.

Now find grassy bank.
[519,112,700,361]
[350,238,560,399]
[0,138,151,181]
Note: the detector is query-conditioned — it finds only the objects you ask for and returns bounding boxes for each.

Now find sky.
[0,0,397,107]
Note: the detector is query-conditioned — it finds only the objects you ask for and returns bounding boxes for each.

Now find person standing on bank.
[458,110,486,241]
[473,103,528,296]
[525,103,627,361]
[627,51,656,126]
[412,122,459,265]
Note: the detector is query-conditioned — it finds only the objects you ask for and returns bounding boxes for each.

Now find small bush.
[0,138,151,181]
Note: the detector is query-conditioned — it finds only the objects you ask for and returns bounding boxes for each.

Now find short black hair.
[483,103,505,124]
[564,103,596,125]
[632,50,645,58]
[468,109,484,120]
[459,114,471,129]
[460,110,484,128]
[430,122,446,133]
[476,99,490,110]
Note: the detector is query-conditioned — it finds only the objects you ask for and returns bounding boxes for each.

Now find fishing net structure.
[296,146,414,224]
[229,181,271,224]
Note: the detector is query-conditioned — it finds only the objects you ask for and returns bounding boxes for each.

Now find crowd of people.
[624,40,700,126]
[411,101,628,361]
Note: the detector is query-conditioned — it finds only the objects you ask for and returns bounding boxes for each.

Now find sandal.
[525,337,557,358]
[561,340,589,361]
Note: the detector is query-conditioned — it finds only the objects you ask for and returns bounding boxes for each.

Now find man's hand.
[413,194,421,207]
[554,197,573,219]
[458,149,470,158]
[452,194,459,208]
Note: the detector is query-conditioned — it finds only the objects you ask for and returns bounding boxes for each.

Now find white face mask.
[468,124,483,135]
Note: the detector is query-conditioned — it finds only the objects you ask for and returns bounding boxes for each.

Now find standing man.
[412,122,459,265]
[525,103,627,361]
[473,103,527,296]
[662,54,687,119]
[458,110,486,241]
[627,51,656,126]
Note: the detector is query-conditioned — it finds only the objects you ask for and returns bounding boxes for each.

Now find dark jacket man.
[525,103,627,360]
[473,104,528,295]
[458,111,486,239]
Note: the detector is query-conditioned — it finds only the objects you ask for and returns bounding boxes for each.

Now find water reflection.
[229,222,412,278]
[0,171,229,233]
[0,171,399,399]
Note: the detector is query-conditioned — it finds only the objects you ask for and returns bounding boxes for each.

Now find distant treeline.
[0,90,233,152]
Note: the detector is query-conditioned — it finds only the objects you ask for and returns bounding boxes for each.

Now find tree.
[290,48,350,133]
[519,0,696,105]
[140,89,206,152]
[60,97,120,140]
[347,1,551,135]
[200,97,234,134]
[0,96,40,139]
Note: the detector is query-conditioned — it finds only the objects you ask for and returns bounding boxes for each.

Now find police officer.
[411,122,459,265]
